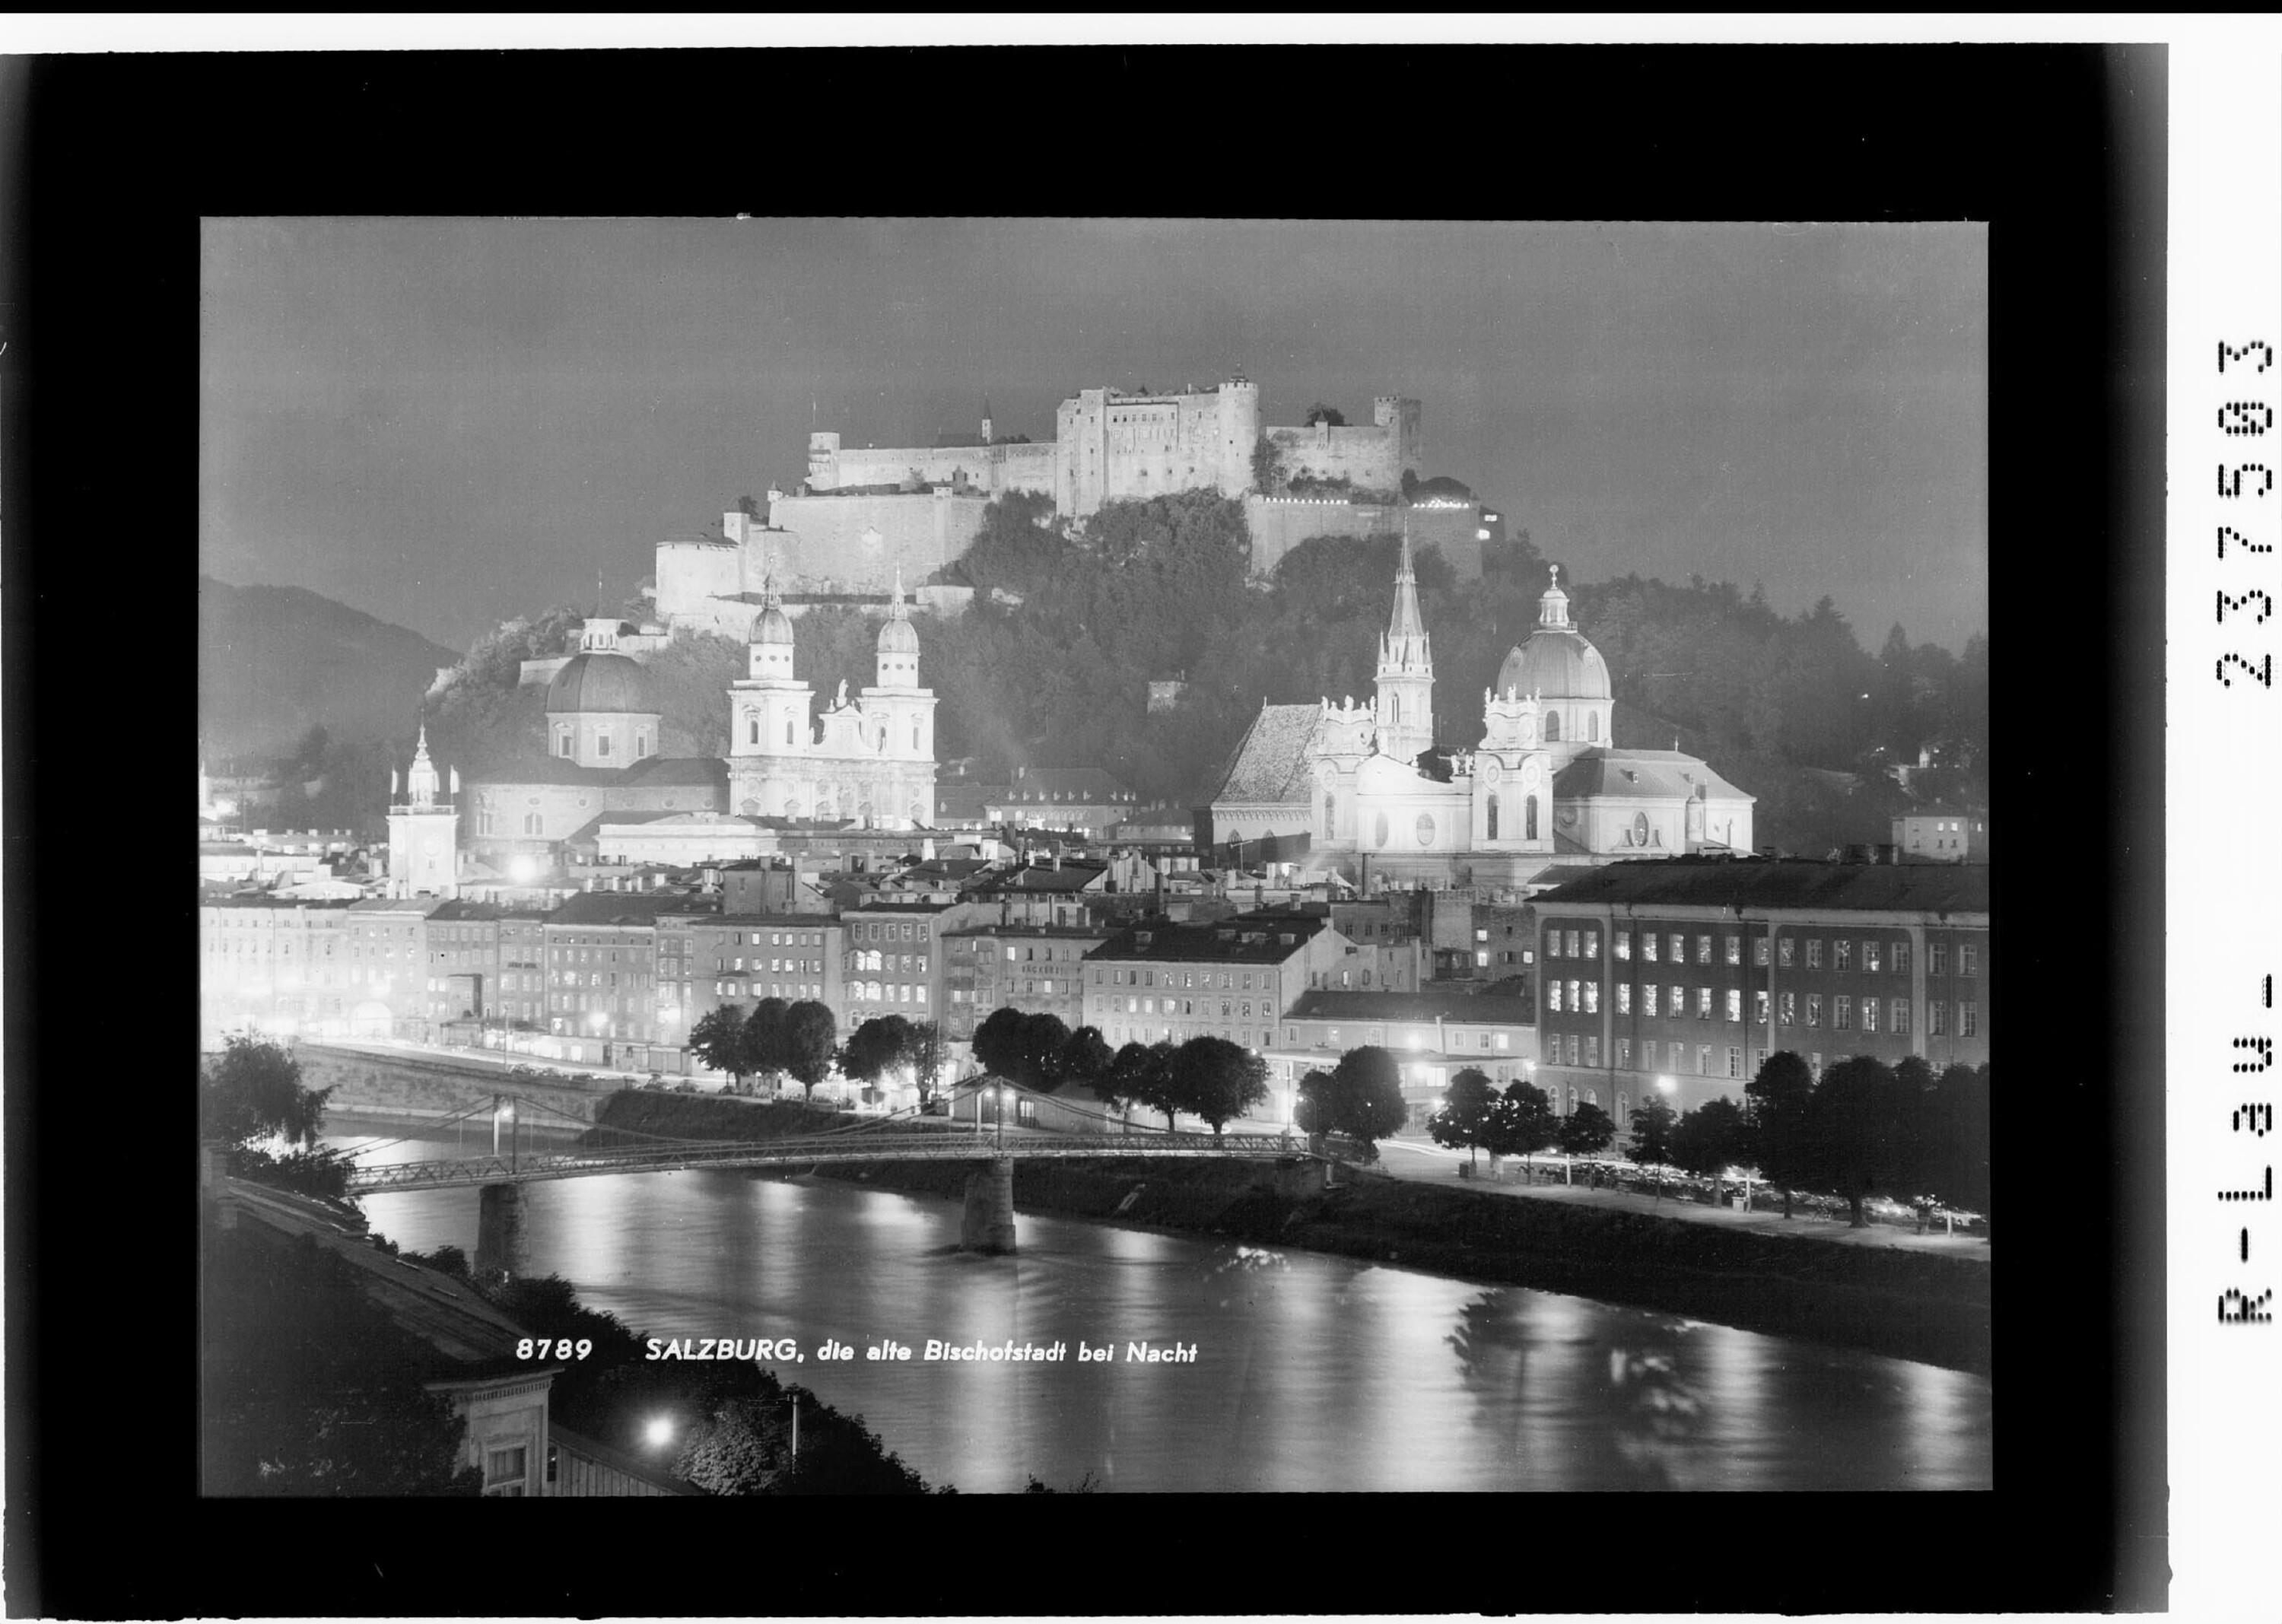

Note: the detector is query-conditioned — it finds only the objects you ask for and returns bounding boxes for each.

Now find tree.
[907,1020,947,1109]
[1302,1047,1410,1159]
[202,1035,354,1199]
[1555,1101,1616,1158]
[202,1034,334,1148]
[1426,1066,1499,1169]
[1103,1040,1180,1130]
[840,1014,917,1096]
[1924,1062,1991,1215]
[744,997,790,1087]
[1481,1080,1558,1174]
[1251,434,1283,496]
[1746,1050,1817,1219]
[1302,403,1347,427]
[778,1001,840,1101]
[1667,1097,1748,1177]
[1058,1025,1115,1091]
[1801,1056,1916,1227]
[688,1005,751,1086]
[1170,1036,1269,1136]
[1626,1094,1677,1165]
[972,1007,1071,1093]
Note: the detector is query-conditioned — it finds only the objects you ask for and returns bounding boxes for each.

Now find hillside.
[199,577,462,760]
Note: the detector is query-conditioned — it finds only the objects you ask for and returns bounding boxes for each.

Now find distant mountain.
[199,577,462,761]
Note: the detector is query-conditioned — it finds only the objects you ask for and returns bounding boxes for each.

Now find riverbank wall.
[574,1095,1991,1378]
[299,1041,618,1127]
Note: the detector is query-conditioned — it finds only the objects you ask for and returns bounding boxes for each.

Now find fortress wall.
[809,440,1058,499]
[1263,422,1406,494]
[761,491,990,592]
[1243,497,1488,582]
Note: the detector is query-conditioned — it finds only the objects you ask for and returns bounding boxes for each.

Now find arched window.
[1389,693,1400,725]
[1323,792,1336,834]
[911,723,920,751]
[557,729,573,758]
[1373,811,1390,848]
[1567,1086,1579,1114]
[1525,794,1540,840]
[1587,712,1600,742]
[1544,710,1561,742]
[596,733,612,759]
[785,718,795,747]
[1616,1092,1629,1124]
[1486,794,1499,840]
[635,731,650,758]
[748,716,760,745]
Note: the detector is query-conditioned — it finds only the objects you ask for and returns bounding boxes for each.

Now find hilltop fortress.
[653,376,1495,637]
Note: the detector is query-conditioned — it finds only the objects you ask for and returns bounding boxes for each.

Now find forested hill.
[401,493,1988,857]
[199,577,461,760]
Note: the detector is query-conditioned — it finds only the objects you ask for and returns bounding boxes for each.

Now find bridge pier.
[475,1182,531,1277]
[959,1158,1018,1255]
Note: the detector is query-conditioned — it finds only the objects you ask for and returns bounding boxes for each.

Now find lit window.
[1864,940,1883,974]
[1643,984,1659,1018]
[1548,980,1562,1013]
[1806,939,1824,971]
[1725,989,1742,1023]
[1547,933,1562,960]
[1724,936,1740,966]
[1616,983,1632,1015]
[1696,987,1712,1020]
[1778,991,1795,1025]
[1753,990,1769,1025]
[1753,936,1770,968]
[1583,931,1598,958]
[1615,931,1631,961]
[1835,939,1851,973]
[1582,982,1599,1014]
[1642,934,1658,964]
[1778,937,1794,968]
[1806,994,1823,1027]
[1696,935,1712,965]
[1862,997,1880,1034]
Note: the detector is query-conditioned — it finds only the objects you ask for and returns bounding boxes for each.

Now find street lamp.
[644,1415,675,1450]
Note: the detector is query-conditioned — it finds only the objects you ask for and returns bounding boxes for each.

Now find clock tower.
[386,723,460,898]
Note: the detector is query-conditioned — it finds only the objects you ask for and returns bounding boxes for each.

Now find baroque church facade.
[1206,546,1754,887]
[726,567,939,827]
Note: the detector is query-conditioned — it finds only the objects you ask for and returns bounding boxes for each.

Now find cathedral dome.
[545,651,652,715]
[1495,564,1612,701]
[1497,631,1611,702]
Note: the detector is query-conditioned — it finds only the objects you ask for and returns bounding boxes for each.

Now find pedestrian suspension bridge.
[341,1085,1329,1266]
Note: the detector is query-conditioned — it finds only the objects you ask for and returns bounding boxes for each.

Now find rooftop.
[1089,915,1332,964]
[1286,987,1537,1025]
[1532,858,1991,915]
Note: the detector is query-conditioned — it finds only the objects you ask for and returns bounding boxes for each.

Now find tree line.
[1424,1048,1991,1224]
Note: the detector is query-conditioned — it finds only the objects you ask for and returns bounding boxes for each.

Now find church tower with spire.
[1373,533,1435,763]
[386,723,460,898]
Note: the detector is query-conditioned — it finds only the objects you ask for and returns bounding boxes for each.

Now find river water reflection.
[336,1120,1991,1492]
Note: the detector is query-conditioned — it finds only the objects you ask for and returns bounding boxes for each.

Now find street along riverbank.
[577,1097,1989,1379]
[812,1155,1991,1378]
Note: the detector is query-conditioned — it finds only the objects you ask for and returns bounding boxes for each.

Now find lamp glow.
[644,1416,675,1448]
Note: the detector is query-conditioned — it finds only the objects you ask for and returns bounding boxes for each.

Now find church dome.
[876,614,920,656]
[545,651,652,715]
[1495,564,1612,701]
[1497,631,1610,701]
[751,602,796,647]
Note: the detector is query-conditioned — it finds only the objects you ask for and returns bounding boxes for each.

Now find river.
[331,1117,1992,1492]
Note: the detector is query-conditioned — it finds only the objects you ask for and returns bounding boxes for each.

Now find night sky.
[200,218,1987,656]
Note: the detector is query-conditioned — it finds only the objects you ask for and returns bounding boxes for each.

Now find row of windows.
[854,922,931,942]
[1571,926,1982,977]
[1284,1025,1514,1051]
[1100,967,1271,990]
[1565,980,1974,1036]
[850,982,928,1006]
[555,727,653,759]
[716,981,822,1001]
[849,951,924,974]
[1095,996,1267,1020]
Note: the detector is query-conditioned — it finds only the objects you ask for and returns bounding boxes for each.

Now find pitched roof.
[1551,748,1753,802]
[1286,987,1535,1024]
[1533,857,1990,915]
[1211,703,1321,805]
[464,756,727,790]
[548,890,707,926]
[996,766,1138,804]
[1089,915,1330,964]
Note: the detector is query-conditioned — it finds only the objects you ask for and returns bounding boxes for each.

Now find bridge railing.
[344,1127,1315,1193]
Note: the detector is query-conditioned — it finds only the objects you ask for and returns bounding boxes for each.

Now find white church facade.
[1206,548,1754,887]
